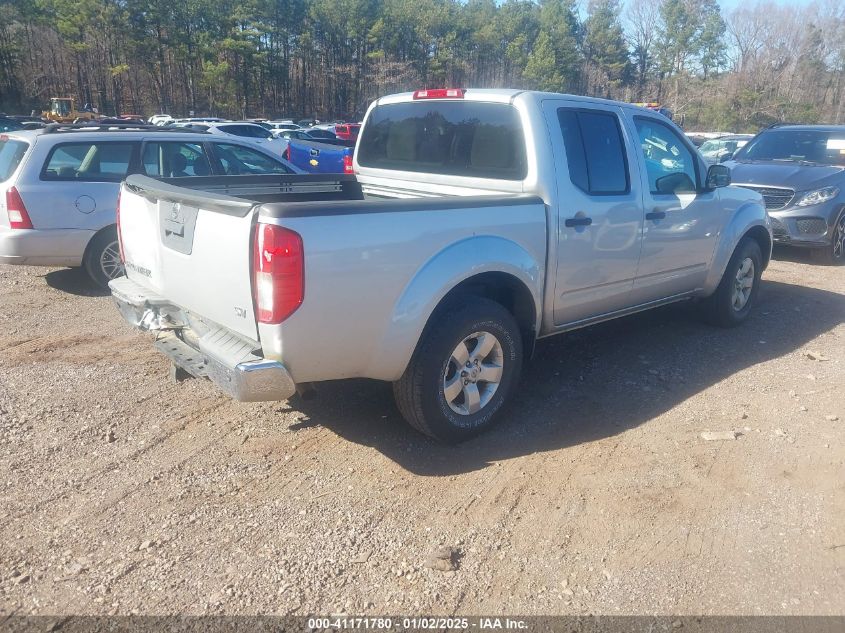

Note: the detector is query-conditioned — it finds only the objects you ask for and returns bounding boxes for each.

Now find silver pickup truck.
[110,89,771,443]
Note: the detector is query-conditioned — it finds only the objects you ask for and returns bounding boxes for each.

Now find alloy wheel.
[732,257,755,311]
[442,331,504,416]
[100,240,125,280]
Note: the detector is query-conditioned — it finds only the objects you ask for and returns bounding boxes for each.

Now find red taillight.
[343,154,354,174]
[254,223,304,324]
[116,189,125,262]
[6,187,33,229]
[413,88,464,100]
[284,144,291,161]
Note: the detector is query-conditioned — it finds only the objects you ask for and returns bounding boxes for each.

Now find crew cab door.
[625,115,724,302]
[542,100,645,326]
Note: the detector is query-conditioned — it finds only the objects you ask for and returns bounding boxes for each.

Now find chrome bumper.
[109,276,296,402]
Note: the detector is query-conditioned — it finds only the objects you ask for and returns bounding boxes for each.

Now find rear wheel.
[703,237,763,327]
[393,297,523,443]
[810,210,845,265]
[83,227,124,288]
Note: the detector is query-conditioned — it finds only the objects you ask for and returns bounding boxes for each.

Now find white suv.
[0,124,300,286]
[173,121,289,156]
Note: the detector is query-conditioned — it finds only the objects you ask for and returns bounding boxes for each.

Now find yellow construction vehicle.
[42,97,99,123]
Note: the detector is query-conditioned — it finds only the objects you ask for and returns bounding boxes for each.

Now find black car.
[0,117,25,133]
[726,124,845,265]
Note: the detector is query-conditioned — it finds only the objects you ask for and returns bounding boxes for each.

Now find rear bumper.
[109,276,296,402]
[0,226,93,267]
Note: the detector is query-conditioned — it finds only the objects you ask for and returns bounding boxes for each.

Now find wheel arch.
[744,224,772,269]
[364,235,544,381]
[702,202,772,296]
[424,271,538,361]
[81,223,118,265]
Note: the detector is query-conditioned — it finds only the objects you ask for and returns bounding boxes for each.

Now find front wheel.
[83,228,124,288]
[703,237,763,327]
[393,297,523,443]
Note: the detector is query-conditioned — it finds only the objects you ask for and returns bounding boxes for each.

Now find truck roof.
[374,89,653,114]
[0,127,211,143]
[765,124,845,132]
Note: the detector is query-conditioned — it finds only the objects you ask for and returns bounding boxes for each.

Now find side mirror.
[706,164,731,189]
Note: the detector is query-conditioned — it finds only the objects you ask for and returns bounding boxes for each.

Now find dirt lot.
[0,251,843,617]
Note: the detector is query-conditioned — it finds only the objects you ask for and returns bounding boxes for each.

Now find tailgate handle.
[310,148,320,157]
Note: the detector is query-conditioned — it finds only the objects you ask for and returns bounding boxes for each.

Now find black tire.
[393,297,523,443]
[809,210,845,266]
[83,227,124,288]
[703,237,763,327]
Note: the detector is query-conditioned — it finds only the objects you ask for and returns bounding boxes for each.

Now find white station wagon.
[0,124,300,286]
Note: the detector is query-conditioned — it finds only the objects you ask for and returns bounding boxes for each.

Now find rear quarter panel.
[12,136,119,232]
[258,201,547,383]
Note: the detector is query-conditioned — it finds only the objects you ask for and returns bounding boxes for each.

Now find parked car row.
[0,123,301,286]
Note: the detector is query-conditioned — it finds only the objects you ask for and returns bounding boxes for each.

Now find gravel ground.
[0,250,843,617]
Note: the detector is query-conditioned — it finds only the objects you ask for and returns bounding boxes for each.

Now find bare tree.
[625,0,661,97]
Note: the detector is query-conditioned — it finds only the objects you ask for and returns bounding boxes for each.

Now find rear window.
[42,142,135,181]
[212,143,293,175]
[0,139,28,182]
[218,125,272,139]
[357,101,527,180]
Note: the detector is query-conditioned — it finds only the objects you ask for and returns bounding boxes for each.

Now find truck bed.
[146,173,364,206]
[115,174,548,385]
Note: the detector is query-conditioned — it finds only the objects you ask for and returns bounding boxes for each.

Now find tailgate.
[118,175,259,341]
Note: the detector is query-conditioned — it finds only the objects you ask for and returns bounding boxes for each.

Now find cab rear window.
[357,101,527,180]
[0,138,28,182]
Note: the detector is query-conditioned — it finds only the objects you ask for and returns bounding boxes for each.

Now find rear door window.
[211,143,292,175]
[557,109,629,195]
[357,101,527,180]
[42,142,136,181]
[142,142,211,177]
[0,139,29,182]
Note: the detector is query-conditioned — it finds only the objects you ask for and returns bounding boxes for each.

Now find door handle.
[565,216,593,228]
[645,210,666,221]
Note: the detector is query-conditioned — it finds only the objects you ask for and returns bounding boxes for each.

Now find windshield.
[0,139,28,181]
[52,100,71,116]
[700,138,746,157]
[735,129,845,165]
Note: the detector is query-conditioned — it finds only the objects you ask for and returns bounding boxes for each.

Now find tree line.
[1,0,843,131]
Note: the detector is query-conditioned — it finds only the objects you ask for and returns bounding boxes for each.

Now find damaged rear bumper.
[109,276,296,402]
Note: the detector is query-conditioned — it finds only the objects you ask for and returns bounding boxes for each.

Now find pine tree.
[583,0,631,96]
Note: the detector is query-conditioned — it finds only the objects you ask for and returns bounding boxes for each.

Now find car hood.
[726,160,845,192]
